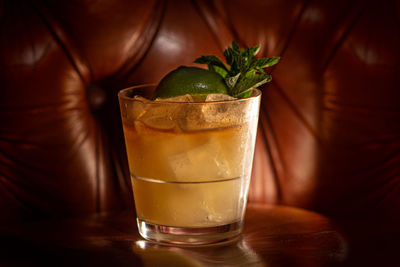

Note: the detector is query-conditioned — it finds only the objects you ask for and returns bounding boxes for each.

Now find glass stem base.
[137,218,243,246]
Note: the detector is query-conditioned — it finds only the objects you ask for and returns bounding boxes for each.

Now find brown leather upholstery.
[1,0,399,223]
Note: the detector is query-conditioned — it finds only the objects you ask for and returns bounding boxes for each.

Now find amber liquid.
[123,122,254,228]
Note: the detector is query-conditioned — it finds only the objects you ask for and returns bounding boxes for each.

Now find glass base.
[137,218,243,246]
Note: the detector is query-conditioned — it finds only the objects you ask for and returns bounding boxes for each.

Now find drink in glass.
[119,85,261,245]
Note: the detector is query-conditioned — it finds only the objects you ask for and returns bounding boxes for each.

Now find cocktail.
[118,42,279,245]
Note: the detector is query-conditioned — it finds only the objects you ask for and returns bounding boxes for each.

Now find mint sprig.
[194,41,280,98]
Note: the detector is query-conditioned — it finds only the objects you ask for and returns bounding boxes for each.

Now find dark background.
[1,0,399,265]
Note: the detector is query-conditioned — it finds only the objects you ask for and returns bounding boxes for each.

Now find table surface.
[0,204,398,266]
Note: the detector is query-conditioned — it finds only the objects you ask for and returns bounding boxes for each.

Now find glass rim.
[118,84,261,105]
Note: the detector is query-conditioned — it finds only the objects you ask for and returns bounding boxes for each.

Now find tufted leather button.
[87,84,107,111]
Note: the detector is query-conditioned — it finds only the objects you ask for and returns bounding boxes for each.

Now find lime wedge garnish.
[153,66,229,100]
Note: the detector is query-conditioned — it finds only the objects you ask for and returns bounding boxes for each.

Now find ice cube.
[154,94,194,102]
[205,94,236,102]
[121,96,149,126]
[175,95,240,131]
[170,102,204,132]
[133,95,152,102]
[136,102,179,130]
[129,95,192,130]
[167,136,232,180]
[201,101,241,127]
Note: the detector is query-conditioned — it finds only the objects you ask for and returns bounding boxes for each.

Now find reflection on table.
[133,238,264,266]
[0,204,349,266]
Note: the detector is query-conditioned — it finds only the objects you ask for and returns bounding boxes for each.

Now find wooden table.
[0,204,396,266]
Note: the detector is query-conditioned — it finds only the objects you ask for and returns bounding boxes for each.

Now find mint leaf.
[223,47,234,66]
[232,71,271,97]
[195,55,229,78]
[210,65,228,78]
[251,57,280,68]
[194,55,228,70]
[249,45,260,57]
[194,41,280,98]
[235,89,253,98]
[232,40,240,51]
[225,73,241,90]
